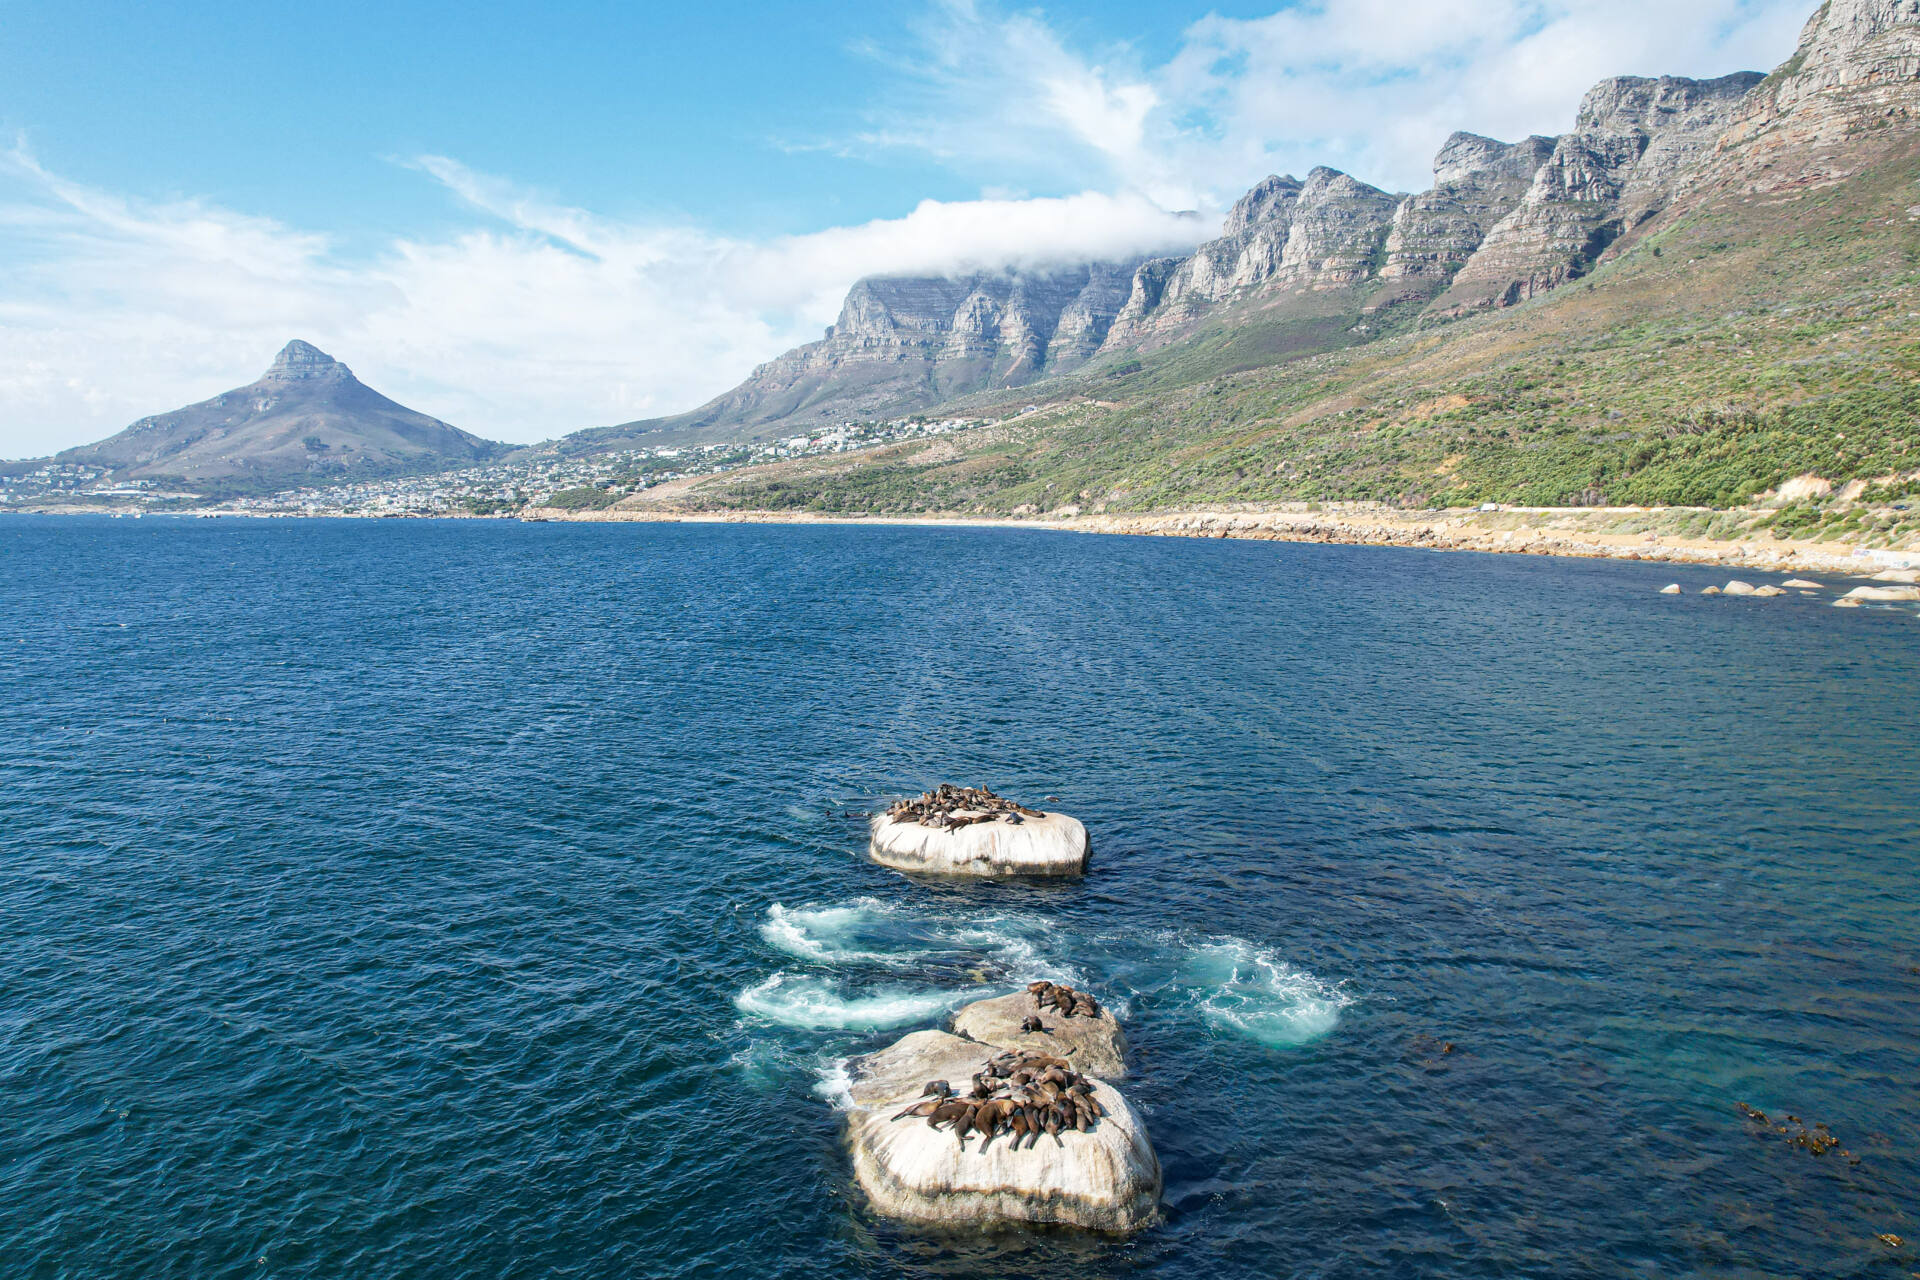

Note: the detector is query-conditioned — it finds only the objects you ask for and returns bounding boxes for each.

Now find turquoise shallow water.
[1,516,1916,1278]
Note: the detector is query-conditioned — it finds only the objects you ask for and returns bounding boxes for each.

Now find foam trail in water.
[751,901,1348,1049]
[735,973,962,1030]
[761,902,903,966]
[1183,940,1350,1048]
[759,898,1076,984]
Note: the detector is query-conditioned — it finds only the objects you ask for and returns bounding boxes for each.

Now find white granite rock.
[843,1030,1160,1232]
[950,991,1129,1078]
[869,811,1090,878]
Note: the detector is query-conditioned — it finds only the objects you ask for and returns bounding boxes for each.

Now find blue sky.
[0,0,1810,454]
[2,0,1273,243]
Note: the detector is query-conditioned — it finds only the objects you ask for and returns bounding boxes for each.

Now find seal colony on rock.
[869,784,1090,878]
[1029,980,1099,1019]
[889,1049,1107,1151]
[884,783,1043,829]
[842,989,1159,1231]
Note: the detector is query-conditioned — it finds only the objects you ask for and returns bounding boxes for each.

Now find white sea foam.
[751,900,1347,1049]
[734,973,961,1030]
[1182,940,1351,1048]
[761,901,904,965]
[812,1056,856,1109]
[759,898,1070,981]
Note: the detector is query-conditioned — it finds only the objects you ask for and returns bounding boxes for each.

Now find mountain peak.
[265,340,352,384]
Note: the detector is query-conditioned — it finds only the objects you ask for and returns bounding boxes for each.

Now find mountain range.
[608,0,1920,518]
[575,60,1786,447]
[21,0,1920,513]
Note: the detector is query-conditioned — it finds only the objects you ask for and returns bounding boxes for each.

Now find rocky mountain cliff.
[580,0,1916,451]
[1433,73,1764,311]
[60,341,503,490]
[562,262,1151,451]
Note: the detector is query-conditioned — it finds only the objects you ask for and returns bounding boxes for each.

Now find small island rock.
[869,811,1090,877]
[1723,580,1758,597]
[951,990,1129,1078]
[1659,584,1682,595]
[843,1030,1161,1232]
[1781,579,1824,589]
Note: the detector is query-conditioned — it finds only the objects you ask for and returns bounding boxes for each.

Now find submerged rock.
[951,989,1129,1078]
[1782,579,1824,589]
[843,1029,1160,1232]
[869,807,1090,877]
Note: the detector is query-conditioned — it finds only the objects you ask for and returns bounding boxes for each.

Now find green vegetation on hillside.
[675,142,1920,519]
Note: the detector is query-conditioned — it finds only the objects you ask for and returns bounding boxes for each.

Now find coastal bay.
[2,517,1916,1277]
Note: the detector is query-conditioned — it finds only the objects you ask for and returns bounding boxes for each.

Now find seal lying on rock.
[885,784,1044,828]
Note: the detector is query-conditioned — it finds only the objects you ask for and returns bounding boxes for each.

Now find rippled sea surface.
[3,516,1917,1279]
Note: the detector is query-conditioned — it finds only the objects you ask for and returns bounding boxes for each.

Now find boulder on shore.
[869,811,1090,877]
[1871,569,1920,584]
[843,1029,1160,1232]
[951,990,1129,1078]
[1841,585,1920,603]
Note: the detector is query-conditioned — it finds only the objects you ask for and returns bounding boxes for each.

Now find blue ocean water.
[2,516,1916,1279]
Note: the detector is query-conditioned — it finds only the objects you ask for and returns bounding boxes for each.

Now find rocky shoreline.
[520,503,1920,576]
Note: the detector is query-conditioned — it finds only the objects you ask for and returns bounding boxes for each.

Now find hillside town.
[0,415,988,516]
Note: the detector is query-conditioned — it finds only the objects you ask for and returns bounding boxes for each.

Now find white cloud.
[848,0,1811,205]
[0,145,1202,456]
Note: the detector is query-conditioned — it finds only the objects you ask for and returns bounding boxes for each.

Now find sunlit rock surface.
[950,990,1128,1078]
[868,811,1090,878]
